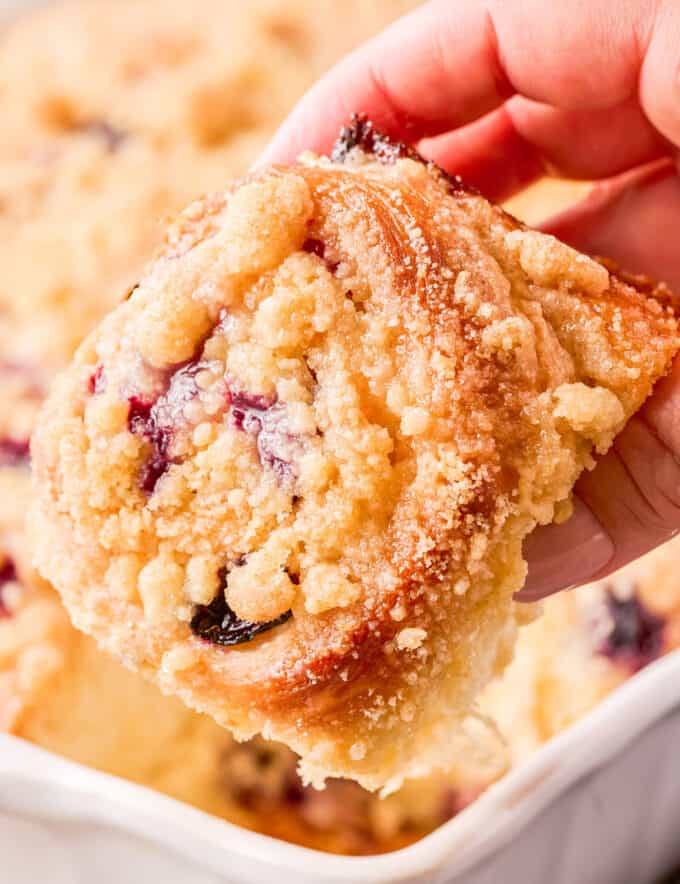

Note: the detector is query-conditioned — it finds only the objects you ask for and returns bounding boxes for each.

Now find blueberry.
[88,364,106,395]
[81,120,127,152]
[228,388,297,485]
[190,565,292,647]
[330,113,468,193]
[0,438,30,467]
[127,361,207,492]
[598,589,666,672]
[0,557,18,618]
[331,113,414,165]
[302,238,339,274]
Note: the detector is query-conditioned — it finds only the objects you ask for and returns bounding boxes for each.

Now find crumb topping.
[31,118,679,791]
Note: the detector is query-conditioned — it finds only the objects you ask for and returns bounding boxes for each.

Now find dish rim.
[2,649,680,882]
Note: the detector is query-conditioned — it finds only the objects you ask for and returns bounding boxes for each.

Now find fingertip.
[517,497,614,601]
[514,583,577,604]
[639,3,680,149]
[252,77,358,169]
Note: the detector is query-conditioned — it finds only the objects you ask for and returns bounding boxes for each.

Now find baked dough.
[0,0,417,371]
[31,118,680,790]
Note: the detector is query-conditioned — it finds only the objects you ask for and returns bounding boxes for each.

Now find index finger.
[259,0,678,167]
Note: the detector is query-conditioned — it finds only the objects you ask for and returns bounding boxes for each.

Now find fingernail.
[516,499,614,602]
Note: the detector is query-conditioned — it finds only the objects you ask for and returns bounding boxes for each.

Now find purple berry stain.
[88,364,106,395]
[190,565,292,647]
[229,388,299,485]
[597,588,666,673]
[331,113,469,193]
[0,557,18,618]
[127,395,168,492]
[0,438,30,467]
[230,389,276,431]
[128,361,207,493]
[303,237,339,274]
[82,120,127,152]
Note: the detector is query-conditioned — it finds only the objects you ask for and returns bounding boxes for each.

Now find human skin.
[258,0,680,600]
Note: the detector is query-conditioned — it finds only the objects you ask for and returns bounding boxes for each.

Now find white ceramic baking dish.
[2,649,680,884]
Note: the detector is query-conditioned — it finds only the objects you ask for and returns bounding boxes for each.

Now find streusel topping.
[32,124,679,790]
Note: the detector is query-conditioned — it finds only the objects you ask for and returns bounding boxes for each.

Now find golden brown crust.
[31,140,679,790]
[595,256,680,316]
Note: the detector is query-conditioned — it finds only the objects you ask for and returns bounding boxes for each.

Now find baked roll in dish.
[31,118,679,791]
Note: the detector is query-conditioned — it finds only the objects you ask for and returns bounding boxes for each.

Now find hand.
[259,0,680,601]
